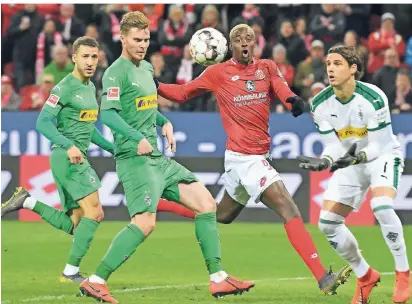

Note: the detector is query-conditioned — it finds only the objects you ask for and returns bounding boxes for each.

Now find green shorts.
[116,155,198,217]
[50,149,101,213]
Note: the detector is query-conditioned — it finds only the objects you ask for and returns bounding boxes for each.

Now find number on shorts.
[384,161,387,173]
[261,159,273,170]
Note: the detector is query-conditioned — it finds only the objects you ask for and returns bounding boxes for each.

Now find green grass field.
[1,221,411,304]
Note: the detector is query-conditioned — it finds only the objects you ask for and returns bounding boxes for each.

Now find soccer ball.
[189,27,228,66]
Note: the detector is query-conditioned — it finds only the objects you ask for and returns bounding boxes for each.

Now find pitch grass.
[2,221,411,303]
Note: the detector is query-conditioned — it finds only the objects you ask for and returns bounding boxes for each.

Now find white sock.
[89,274,106,284]
[22,197,37,210]
[210,270,228,283]
[319,211,370,278]
[63,264,79,276]
[371,196,410,272]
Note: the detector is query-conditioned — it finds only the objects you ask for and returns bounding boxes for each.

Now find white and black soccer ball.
[189,27,228,66]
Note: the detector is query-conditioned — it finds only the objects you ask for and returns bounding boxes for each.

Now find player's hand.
[162,122,176,153]
[286,96,305,117]
[297,156,331,171]
[330,143,366,172]
[137,138,154,155]
[67,145,84,164]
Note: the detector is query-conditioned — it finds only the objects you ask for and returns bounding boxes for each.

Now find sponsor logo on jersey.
[79,110,98,121]
[46,94,60,107]
[245,80,256,92]
[107,87,120,100]
[233,92,268,107]
[231,75,239,81]
[136,94,158,111]
[336,126,368,140]
[255,69,265,80]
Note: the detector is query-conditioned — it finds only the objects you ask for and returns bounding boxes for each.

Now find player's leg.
[157,198,195,219]
[80,157,160,303]
[369,155,410,303]
[216,191,245,224]
[319,166,379,303]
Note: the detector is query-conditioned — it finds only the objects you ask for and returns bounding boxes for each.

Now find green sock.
[32,201,74,234]
[67,217,99,267]
[195,212,223,274]
[95,223,145,281]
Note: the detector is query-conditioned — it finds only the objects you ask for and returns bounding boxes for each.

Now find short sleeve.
[100,70,124,111]
[41,84,66,116]
[311,106,335,134]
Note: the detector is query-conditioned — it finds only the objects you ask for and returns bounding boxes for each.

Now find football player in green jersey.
[79,11,254,303]
[2,37,115,283]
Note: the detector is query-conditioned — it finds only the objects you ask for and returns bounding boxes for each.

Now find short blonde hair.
[120,11,149,35]
[229,24,254,42]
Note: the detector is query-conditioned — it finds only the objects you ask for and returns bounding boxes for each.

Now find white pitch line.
[3,272,398,303]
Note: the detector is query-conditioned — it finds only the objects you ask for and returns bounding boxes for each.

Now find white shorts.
[222,150,282,206]
[323,153,404,211]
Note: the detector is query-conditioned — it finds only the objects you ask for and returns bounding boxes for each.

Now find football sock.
[319,211,369,278]
[285,217,326,281]
[195,212,223,274]
[95,223,145,281]
[371,197,409,272]
[157,199,195,219]
[63,264,79,276]
[26,198,74,235]
[210,270,228,283]
[67,217,100,267]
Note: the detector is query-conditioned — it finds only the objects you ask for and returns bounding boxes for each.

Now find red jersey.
[158,58,296,155]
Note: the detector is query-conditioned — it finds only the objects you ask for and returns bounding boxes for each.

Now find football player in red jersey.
[155,24,352,295]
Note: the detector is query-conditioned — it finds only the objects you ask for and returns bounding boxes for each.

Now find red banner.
[309,171,375,226]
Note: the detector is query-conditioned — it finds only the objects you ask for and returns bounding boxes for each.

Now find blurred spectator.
[231,4,260,28]
[85,24,113,64]
[158,5,193,71]
[141,4,164,57]
[309,82,326,103]
[36,4,60,19]
[56,4,85,45]
[98,4,128,61]
[295,17,313,51]
[7,4,44,91]
[294,40,327,101]
[1,75,21,111]
[1,4,24,36]
[392,69,412,113]
[336,4,371,39]
[272,44,294,87]
[406,37,412,77]
[381,4,412,41]
[91,50,108,101]
[277,20,308,67]
[150,52,174,111]
[41,45,73,84]
[367,13,406,75]
[20,74,55,111]
[309,4,346,50]
[196,5,225,34]
[250,17,271,59]
[343,31,368,79]
[373,48,400,103]
[35,19,63,82]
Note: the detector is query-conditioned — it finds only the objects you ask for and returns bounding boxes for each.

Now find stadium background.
[2,3,412,225]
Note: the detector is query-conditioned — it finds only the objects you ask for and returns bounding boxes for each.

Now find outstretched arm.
[100,109,145,143]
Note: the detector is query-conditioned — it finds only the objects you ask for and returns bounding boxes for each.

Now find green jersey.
[101,57,160,159]
[42,73,99,155]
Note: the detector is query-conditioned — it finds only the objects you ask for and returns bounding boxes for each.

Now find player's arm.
[35,89,74,150]
[156,65,218,103]
[91,127,115,154]
[156,111,169,126]
[267,60,305,117]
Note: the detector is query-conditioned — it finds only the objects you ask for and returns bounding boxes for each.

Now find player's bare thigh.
[322,200,353,218]
[68,208,84,232]
[77,191,104,222]
[178,182,216,214]
[260,180,301,221]
[216,191,245,224]
[371,187,397,200]
[131,212,157,237]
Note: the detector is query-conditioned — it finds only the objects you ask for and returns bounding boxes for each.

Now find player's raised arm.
[156,65,218,103]
[267,60,305,117]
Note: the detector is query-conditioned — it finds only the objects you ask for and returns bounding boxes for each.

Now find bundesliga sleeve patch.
[107,87,120,101]
[46,94,60,107]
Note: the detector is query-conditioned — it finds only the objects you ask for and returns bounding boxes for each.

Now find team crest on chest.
[255,69,265,80]
[245,80,256,92]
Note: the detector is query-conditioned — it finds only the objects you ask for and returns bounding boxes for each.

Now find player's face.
[326,53,357,87]
[230,28,255,65]
[121,27,150,63]
[72,45,99,79]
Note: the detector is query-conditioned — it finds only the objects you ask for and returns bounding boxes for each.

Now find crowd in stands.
[2,4,412,113]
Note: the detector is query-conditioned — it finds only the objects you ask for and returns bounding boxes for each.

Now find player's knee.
[131,213,156,237]
[83,202,104,222]
[197,197,217,214]
[216,212,233,224]
[318,210,344,237]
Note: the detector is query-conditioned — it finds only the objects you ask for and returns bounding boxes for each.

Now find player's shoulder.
[310,85,334,113]
[51,75,72,95]
[103,58,125,78]
[355,80,388,110]
[139,60,154,74]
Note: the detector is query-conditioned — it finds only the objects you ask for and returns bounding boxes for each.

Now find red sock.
[157,199,195,219]
[284,217,326,281]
